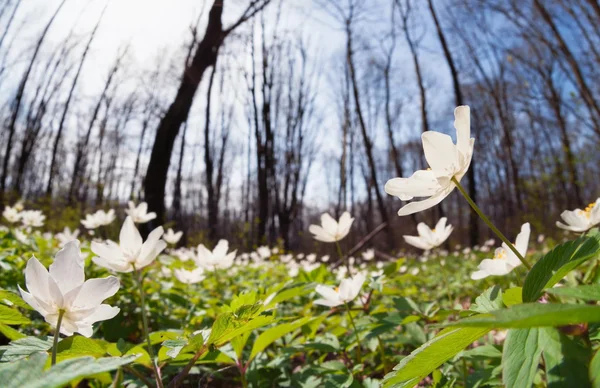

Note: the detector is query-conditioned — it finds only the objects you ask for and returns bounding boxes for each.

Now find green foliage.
[523,228,600,302]
[445,303,600,329]
[2,213,600,386]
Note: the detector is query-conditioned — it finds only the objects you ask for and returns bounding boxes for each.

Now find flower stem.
[51,309,65,366]
[134,268,164,388]
[336,241,352,276]
[344,302,362,364]
[213,266,221,292]
[451,177,531,270]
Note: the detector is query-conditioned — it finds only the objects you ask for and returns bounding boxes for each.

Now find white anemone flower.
[55,227,80,247]
[19,240,120,337]
[125,201,157,224]
[556,199,600,232]
[385,106,474,216]
[361,249,375,261]
[313,273,366,307]
[196,239,236,270]
[403,218,453,251]
[91,216,166,272]
[471,223,530,280]
[309,212,354,242]
[163,228,183,245]
[20,210,45,228]
[257,246,271,259]
[3,206,21,223]
[173,267,205,284]
[81,209,116,229]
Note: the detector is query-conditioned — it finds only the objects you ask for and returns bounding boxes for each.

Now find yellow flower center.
[432,228,436,233]
[494,249,507,260]
[335,287,340,293]
[577,202,596,219]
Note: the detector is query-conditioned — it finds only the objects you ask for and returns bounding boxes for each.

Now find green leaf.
[502,328,543,388]
[591,349,600,388]
[445,303,600,329]
[523,230,600,302]
[264,283,314,308]
[56,335,107,360]
[0,323,26,340]
[249,316,312,362]
[0,290,33,310]
[0,305,30,325]
[382,327,490,388]
[0,336,52,361]
[503,287,523,307]
[539,327,591,387]
[0,352,139,388]
[546,285,600,301]
[470,286,503,313]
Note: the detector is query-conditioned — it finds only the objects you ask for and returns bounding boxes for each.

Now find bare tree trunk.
[0,0,21,51]
[345,21,393,248]
[46,4,106,197]
[1,0,67,202]
[204,65,218,241]
[173,122,188,223]
[427,0,478,245]
[143,0,271,224]
[534,0,600,135]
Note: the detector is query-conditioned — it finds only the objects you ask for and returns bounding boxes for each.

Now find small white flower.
[196,239,236,270]
[484,238,495,247]
[403,217,453,251]
[14,228,29,244]
[306,253,317,263]
[125,201,157,224]
[280,254,293,263]
[471,223,530,280]
[19,241,120,337]
[309,212,354,242]
[313,273,366,307]
[410,268,420,275]
[385,106,473,216]
[163,228,183,245]
[20,210,45,228]
[173,267,205,284]
[321,255,330,263]
[91,216,166,272]
[173,247,195,262]
[257,246,271,259]
[399,265,408,273]
[556,199,600,232]
[81,209,116,229]
[537,234,545,243]
[55,227,80,247]
[362,249,375,261]
[3,206,21,223]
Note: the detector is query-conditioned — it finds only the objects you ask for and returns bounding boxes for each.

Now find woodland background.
[0,0,598,253]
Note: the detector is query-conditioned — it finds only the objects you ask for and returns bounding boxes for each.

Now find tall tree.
[143,0,271,225]
[0,0,67,203]
[427,0,478,245]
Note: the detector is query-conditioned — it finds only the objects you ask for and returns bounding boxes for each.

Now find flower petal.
[454,105,471,156]
[385,169,440,201]
[397,185,453,216]
[119,217,143,254]
[49,240,84,295]
[73,276,120,308]
[421,131,458,174]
